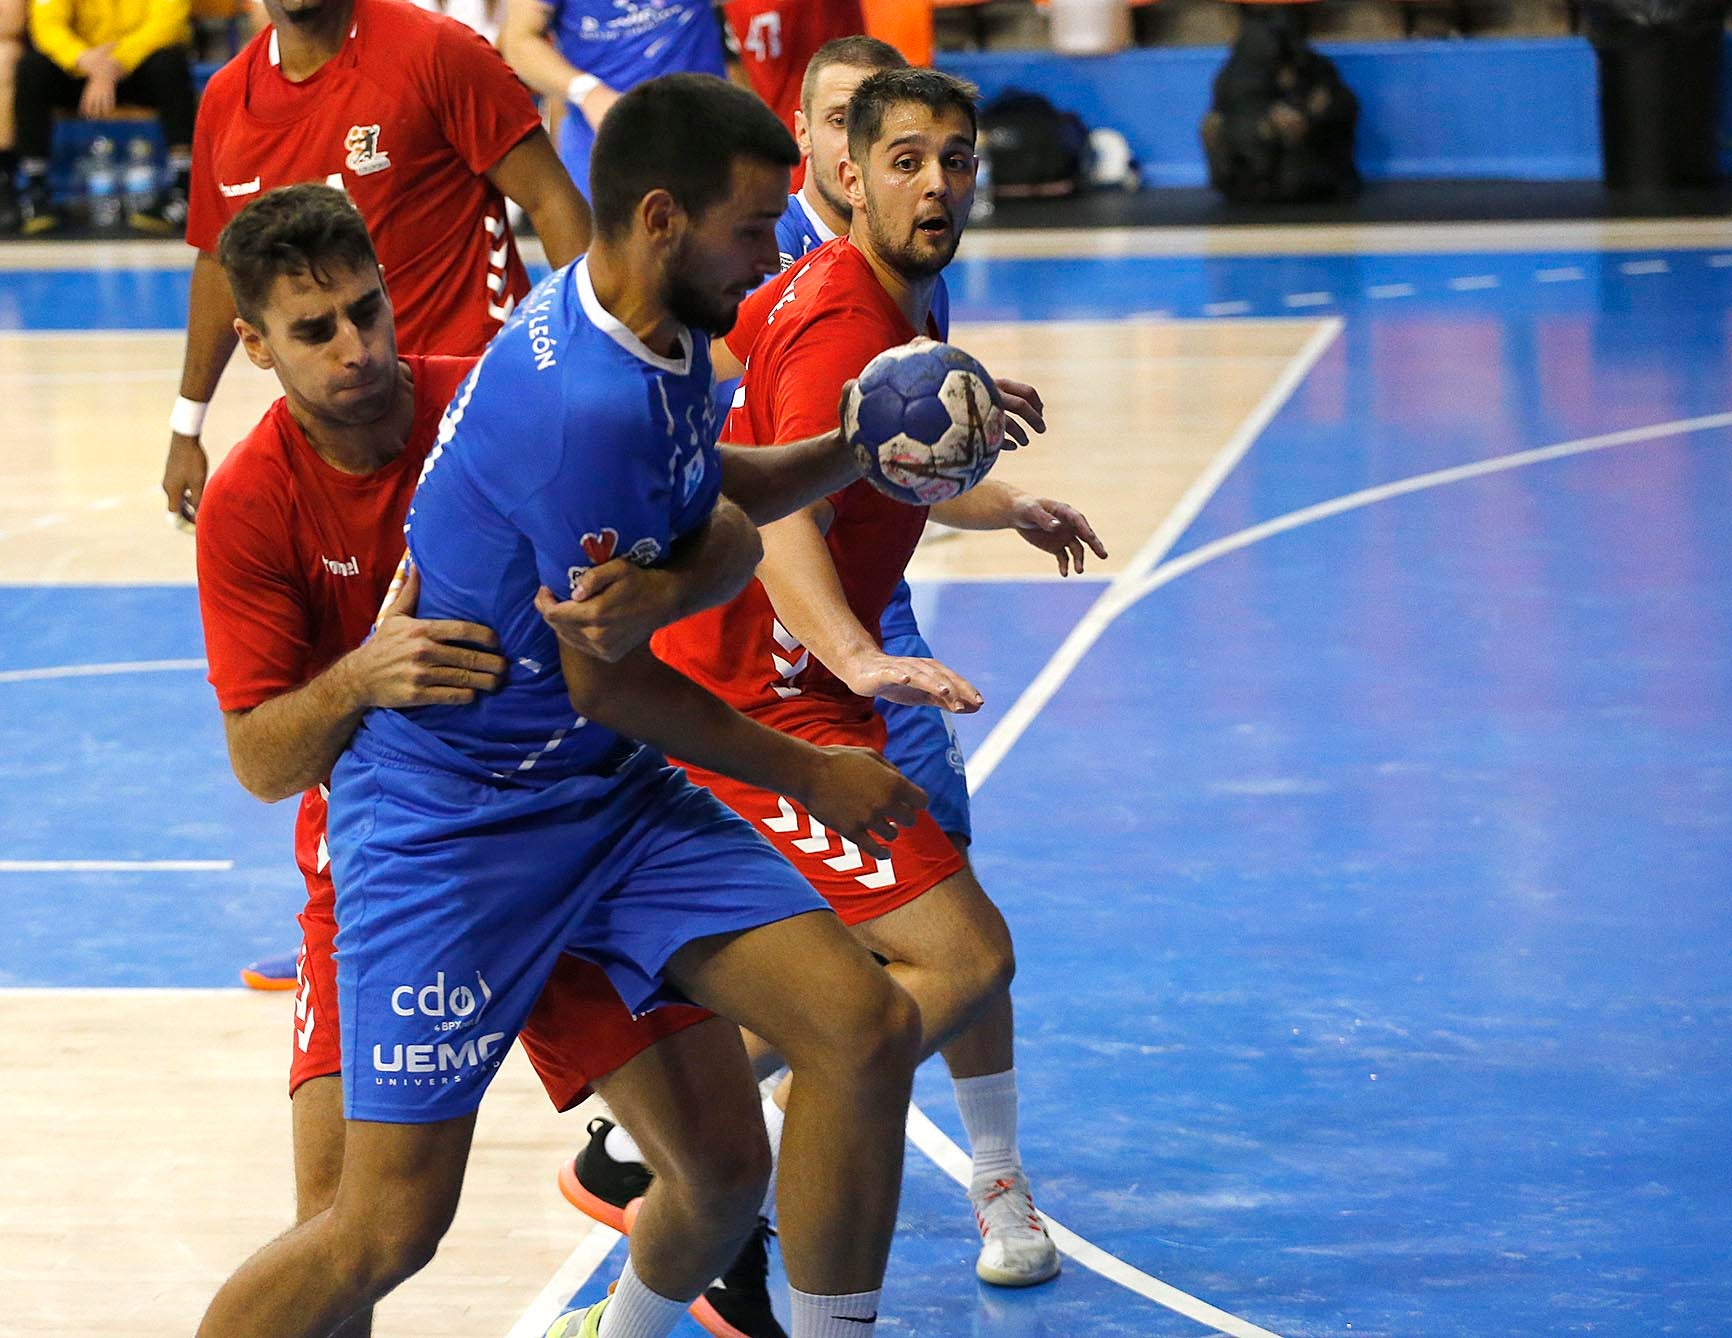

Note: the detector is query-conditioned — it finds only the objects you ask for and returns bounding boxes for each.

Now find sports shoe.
[128,180,189,235]
[19,178,59,236]
[699,1216,786,1338]
[970,1171,1061,1288]
[240,951,299,991]
[558,1117,652,1233]
[543,1297,607,1338]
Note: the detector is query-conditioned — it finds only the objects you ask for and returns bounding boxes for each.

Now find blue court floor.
[5,239,1731,1336]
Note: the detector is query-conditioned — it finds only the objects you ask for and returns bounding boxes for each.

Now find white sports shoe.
[970,1170,1061,1288]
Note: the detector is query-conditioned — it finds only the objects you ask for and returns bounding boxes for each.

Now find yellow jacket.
[30,0,191,76]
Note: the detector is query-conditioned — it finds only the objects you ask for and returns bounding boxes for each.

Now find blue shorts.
[876,581,972,844]
[326,733,825,1124]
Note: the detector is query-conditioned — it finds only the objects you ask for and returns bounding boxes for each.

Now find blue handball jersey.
[358,257,723,784]
[550,0,725,197]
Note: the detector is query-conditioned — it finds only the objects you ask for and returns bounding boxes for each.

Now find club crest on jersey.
[344,124,391,177]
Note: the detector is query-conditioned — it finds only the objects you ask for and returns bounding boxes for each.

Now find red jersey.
[195,354,473,890]
[654,239,936,727]
[722,0,865,136]
[188,0,540,356]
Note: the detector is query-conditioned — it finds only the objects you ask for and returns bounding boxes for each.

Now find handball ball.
[844,339,1005,506]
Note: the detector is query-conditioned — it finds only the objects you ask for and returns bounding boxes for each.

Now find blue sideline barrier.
[941,35,1732,186]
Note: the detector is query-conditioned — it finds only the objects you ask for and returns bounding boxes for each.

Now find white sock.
[605,1121,646,1166]
[597,1258,689,1338]
[759,1089,786,1220]
[953,1068,1021,1184]
[789,1285,881,1338]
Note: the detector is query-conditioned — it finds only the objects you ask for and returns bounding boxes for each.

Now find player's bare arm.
[716,382,870,523]
[557,641,925,858]
[756,502,984,714]
[163,250,242,521]
[222,567,505,801]
[930,479,1109,577]
[484,129,592,267]
[533,495,763,662]
[498,0,619,130]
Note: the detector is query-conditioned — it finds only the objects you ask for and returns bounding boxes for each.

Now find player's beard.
[860,175,966,281]
[666,244,742,338]
[864,202,960,282]
[809,161,853,231]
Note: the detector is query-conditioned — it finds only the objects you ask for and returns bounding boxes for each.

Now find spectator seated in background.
[15,0,195,234]
[1201,6,1358,206]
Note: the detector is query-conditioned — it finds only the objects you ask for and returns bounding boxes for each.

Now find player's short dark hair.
[589,73,799,241]
[846,68,979,164]
[217,183,378,328]
[799,35,907,119]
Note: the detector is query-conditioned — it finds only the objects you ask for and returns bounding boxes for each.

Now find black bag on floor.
[980,90,1090,199]
[1202,9,1360,205]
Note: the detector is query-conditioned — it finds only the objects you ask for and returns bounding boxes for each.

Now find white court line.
[0,657,205,683]
[905,1107,1283,1338]
[971,407,1732,801]
[967,317,1344,791]
[504,1221,624,1338]
[0,859,233,872]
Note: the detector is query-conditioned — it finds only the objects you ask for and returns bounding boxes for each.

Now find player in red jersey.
[198,184,800,1338]
[721,0,864,139]
[655,68,1104,1290]
[162,0,592,528]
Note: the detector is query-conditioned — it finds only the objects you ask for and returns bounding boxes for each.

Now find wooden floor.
[2,991,590,1336]
[0,319,1318,586]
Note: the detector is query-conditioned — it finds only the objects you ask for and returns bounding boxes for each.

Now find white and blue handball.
[843,338,1006,507]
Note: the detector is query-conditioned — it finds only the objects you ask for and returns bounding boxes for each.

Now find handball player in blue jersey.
[196,75,929,1338]
[500,0,725,201]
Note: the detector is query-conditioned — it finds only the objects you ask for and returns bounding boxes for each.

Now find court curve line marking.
[0,859,233,872]
[503,326,1347,1338]
[0,657,206,683]
[967,407,1732,809]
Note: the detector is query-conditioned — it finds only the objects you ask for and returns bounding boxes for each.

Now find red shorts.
[288,810,710,1106]
[674,713,965,926]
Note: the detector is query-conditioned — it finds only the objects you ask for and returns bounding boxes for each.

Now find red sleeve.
[769,305,888,444]
[184,70,233,252]
[195,461,316,713]
[425,17,543,177]
[725,271,784,364]
[412,354,479,410]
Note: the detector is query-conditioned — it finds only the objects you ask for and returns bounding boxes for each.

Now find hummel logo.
[320,554,360,576]
[219,177,261,198]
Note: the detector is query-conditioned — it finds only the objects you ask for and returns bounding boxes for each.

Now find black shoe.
[129,181,188,235]
[19,178,59,236]
[694,1216,787,1338]
[556,1117,653,1232]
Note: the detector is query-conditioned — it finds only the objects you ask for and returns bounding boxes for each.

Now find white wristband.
[170,396,209,438]
[567,73,601,107]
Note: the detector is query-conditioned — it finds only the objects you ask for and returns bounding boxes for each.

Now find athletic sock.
[605,1121,646,1166]
[759,1088,786,1220]
[953,1068,1021,1183]
[788,1285,880,1338]
[597,1258,688,1338]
